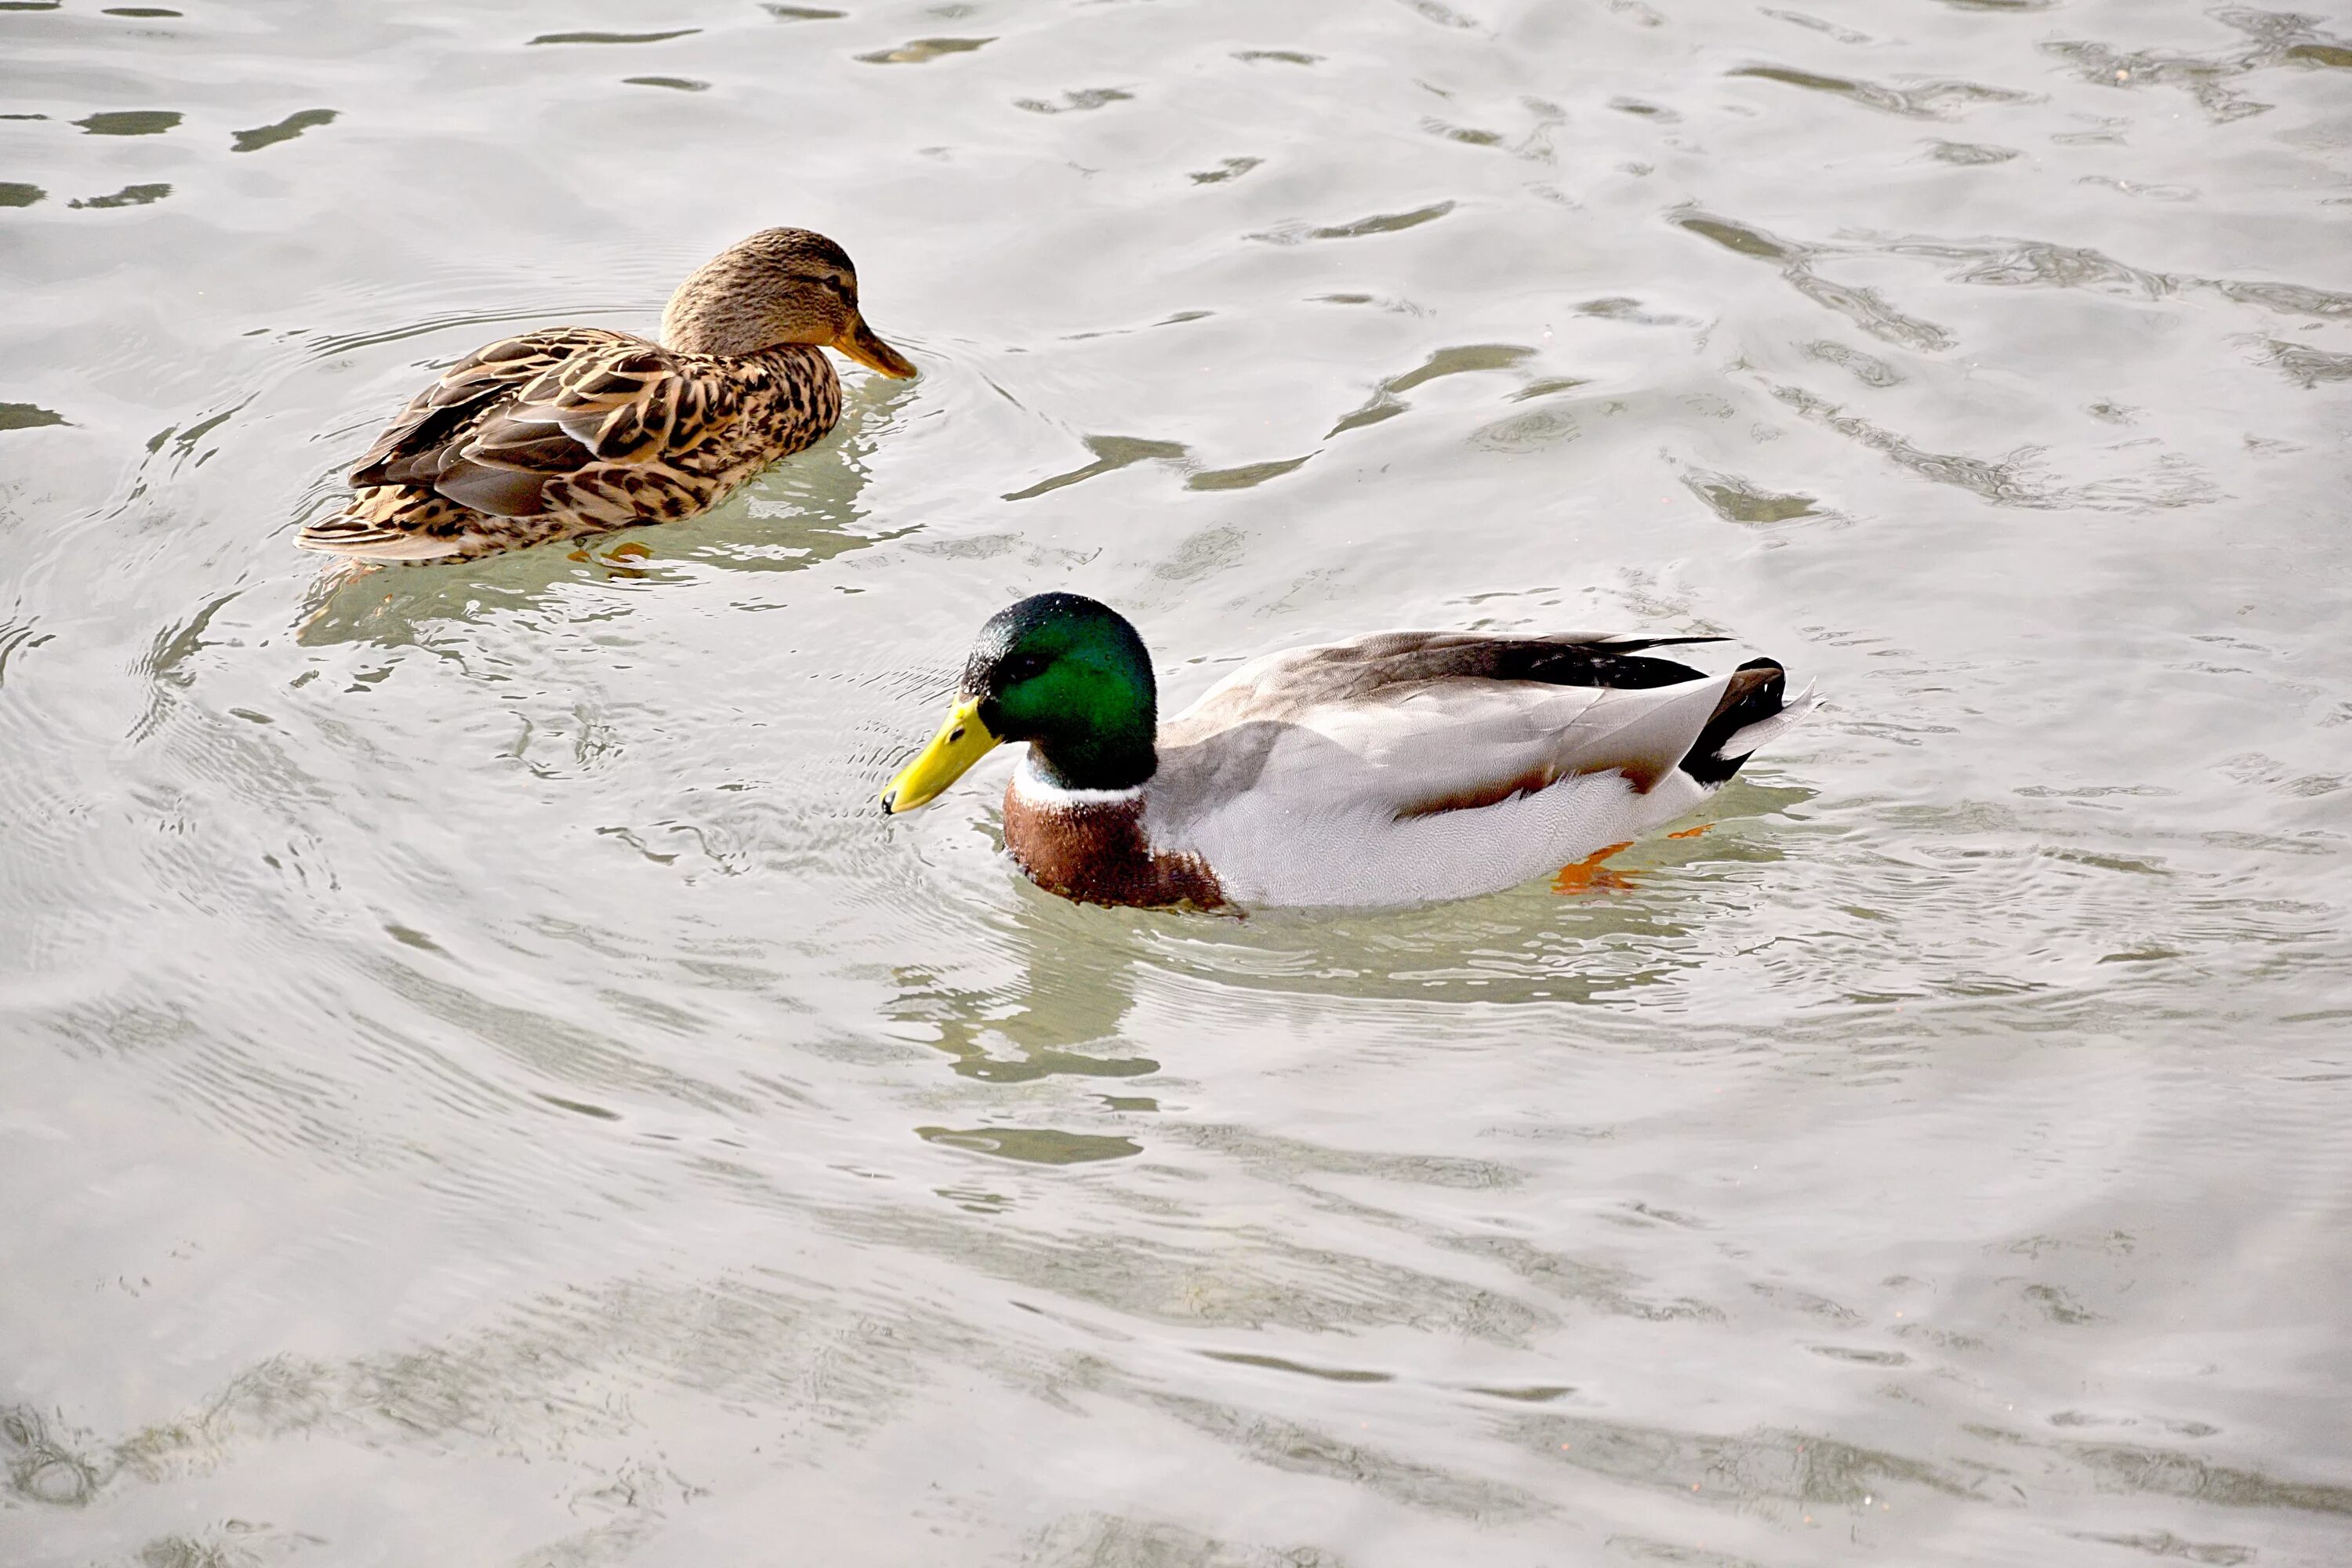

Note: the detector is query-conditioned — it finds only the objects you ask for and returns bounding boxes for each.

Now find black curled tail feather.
[1679,658,1785,786]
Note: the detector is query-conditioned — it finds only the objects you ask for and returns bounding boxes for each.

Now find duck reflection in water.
[887,893,1156,1087]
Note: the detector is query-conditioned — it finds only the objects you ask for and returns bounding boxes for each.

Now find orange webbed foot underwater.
[1552,841,1637,895]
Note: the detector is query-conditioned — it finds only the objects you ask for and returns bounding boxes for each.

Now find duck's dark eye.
[1004,653,1047,682]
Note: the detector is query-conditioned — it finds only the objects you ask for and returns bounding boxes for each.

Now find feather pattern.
[1019,630,1813,909]
[300,227,911,563]
[303,332,836,561]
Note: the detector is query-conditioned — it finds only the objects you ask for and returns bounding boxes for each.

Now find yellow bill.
[880,696,999,814]
[837,314,918,379]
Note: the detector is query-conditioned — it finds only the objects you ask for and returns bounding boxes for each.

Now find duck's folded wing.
[1175,630,1722,720]
[347,328,633,489]
[1294,677,1740,819]
[1159,631,1767,824]
[347,329,742,518]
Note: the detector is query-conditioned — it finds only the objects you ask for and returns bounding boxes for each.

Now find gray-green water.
[5,2,2351,1563]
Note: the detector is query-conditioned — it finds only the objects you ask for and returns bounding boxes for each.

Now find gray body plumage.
[1007,630,1815,909]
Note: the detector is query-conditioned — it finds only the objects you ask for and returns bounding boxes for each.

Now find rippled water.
[5,1,2350,1563]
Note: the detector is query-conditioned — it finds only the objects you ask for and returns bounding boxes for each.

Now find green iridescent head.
[881,593,1159,812]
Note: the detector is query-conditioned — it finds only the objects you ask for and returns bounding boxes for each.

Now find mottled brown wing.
[347,328,636,492]
[345,328,744,520]
[427,339,742,518]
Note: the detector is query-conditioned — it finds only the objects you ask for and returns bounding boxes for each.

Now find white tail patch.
[1715,680,1818,760]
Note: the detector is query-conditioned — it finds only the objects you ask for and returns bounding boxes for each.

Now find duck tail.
[1678,659,1816,785]
[296,486,477,562]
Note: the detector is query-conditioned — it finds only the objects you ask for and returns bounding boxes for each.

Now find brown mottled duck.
[299,228,916,563]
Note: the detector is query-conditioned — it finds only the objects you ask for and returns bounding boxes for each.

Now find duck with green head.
[882,593,1814,910]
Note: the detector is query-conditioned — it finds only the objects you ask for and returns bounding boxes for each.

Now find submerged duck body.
[884,593,1816,911]
[300,228,915,564]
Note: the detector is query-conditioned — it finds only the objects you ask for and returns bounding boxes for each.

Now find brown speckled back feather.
[303,331,840,563]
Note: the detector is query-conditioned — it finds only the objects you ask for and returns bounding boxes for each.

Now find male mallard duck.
[299,228,915,563]
[881,593,1815,910]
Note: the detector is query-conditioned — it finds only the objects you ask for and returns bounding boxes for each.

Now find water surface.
[4,1,2350,1563]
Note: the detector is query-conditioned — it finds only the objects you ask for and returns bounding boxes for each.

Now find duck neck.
[659,256,822,358]
[1023,721,1157,794]
[1002,764,1223,909]
[661,292,784,358]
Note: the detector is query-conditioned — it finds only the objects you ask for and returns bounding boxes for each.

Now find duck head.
[660,227,916,376]
[882,593,1160,813]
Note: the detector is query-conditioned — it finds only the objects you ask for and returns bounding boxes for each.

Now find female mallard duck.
[881,593,1815,910]
[299,227,916,563]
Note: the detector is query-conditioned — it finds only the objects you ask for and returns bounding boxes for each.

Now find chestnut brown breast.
[1000,786,1226,910]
